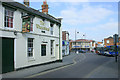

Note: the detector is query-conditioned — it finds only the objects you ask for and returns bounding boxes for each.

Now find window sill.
[28,57,35,62]
[4,27,14,30]
[51,56,55,59]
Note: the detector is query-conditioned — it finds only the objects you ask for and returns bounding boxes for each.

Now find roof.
[72,39,91,42]
[97,42,103,44]
[2,1,61,24]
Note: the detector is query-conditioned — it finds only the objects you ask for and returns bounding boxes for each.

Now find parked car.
[78,50,86,53]
[104,51,112,56]
[91,49,95,53]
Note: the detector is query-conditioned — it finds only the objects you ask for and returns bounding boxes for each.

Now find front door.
[2,38,14,73]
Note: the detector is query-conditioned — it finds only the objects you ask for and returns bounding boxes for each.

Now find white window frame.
[50,23,54,35]
[41,44,46,56]
[50,40,55,56]
[27,38,34,58]
[4,8,14,29]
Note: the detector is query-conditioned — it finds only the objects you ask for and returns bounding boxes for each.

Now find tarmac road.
[29,52,118,78]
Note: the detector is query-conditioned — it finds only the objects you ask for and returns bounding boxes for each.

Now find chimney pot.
[24,0,30,7]
[41,0,48,14]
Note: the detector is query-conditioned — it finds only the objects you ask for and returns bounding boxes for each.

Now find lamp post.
[83,34,86,52]
[75,29,80,53]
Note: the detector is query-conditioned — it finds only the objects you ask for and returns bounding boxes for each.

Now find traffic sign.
[113,34,119,43]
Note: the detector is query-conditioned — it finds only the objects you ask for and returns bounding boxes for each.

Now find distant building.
[62,31,70,56]
[95,42,104,48]
[104,36,120,47]
[71,39,95,51]
[69,40,73,52]
[89,40,96,51]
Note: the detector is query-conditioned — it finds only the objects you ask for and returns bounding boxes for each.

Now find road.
[27,52,118,78]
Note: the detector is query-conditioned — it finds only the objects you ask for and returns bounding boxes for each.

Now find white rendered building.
[0,0,62,73]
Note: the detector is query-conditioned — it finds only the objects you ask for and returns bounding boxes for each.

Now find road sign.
[113,34,118,62]
[113,34,119,43]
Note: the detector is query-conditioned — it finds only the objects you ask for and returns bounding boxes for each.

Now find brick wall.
[104,37,120,47]
[62,31,66,40]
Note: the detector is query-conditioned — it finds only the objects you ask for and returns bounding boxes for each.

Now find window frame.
[50,23,54,35]
[4,8,14,29]
[27,38,34,57]
[50,40,54,55]
[41,44,46,56]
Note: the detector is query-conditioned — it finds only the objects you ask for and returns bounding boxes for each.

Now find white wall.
[15,34,60,69]
[14,10,22,31]
[1,4,62,69]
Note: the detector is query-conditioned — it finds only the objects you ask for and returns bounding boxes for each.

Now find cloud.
[83,22,118,41]
[60,5,114,25]
[85,22,118,32]
[13,0,119,2]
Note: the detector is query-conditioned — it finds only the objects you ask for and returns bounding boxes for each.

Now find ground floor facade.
[71,48,90,52]
[1,30,62,73]
[62,41,69,56]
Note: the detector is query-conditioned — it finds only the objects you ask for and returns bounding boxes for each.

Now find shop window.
[41,44,46,56]
[73,42,75,45]
[28,38,34,57]
[4,9,14,28]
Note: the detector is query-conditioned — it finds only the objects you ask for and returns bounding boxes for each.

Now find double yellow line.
[25,54,86,78]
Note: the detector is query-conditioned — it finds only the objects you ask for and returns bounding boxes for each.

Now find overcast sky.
[14,0,118,42]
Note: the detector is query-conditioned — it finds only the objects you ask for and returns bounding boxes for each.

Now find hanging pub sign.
[22,16,31,33]
[36,20,50,31]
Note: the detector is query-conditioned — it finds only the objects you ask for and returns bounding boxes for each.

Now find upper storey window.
[50,23,54,35]
[4,9,14,28]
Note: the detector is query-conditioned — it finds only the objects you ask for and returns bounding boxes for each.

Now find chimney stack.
[41,0,48,14]
[24,0,30,7]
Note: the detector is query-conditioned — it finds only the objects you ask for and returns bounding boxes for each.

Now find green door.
[2,38,14,73]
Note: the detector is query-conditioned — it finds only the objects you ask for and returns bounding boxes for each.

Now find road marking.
[84,59,113,78]
[25,54,86,78]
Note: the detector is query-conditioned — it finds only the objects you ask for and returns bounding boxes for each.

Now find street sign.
[113,34,118,62]
[113,34,119,43]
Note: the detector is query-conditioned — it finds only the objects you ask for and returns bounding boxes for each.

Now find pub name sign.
[36,20,50,31]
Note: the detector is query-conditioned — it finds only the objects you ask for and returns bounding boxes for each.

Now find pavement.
[1,53,77,78]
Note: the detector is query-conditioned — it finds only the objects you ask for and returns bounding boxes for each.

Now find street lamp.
[75,29,80,53]
[83,34,86,52]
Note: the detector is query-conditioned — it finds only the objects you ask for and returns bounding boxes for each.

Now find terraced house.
[0,0,62,73]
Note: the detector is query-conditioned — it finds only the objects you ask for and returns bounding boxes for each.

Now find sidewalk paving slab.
[2,53,76,78]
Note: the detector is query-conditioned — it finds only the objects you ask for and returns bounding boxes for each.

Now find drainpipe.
[59,26,61,61]
[58,18,62,62]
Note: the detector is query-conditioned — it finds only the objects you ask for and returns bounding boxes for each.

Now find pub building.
[0,0,62,73]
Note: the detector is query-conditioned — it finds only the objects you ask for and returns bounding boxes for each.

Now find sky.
[14,0,118,42]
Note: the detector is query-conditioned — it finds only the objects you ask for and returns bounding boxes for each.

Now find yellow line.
[25,54,85,78]
[84,59,113,78]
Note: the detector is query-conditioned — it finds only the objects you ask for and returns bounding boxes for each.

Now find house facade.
[62,31,69,56]
[71,39,95,51]
[104,36,120,47]
[0,0,62,73]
